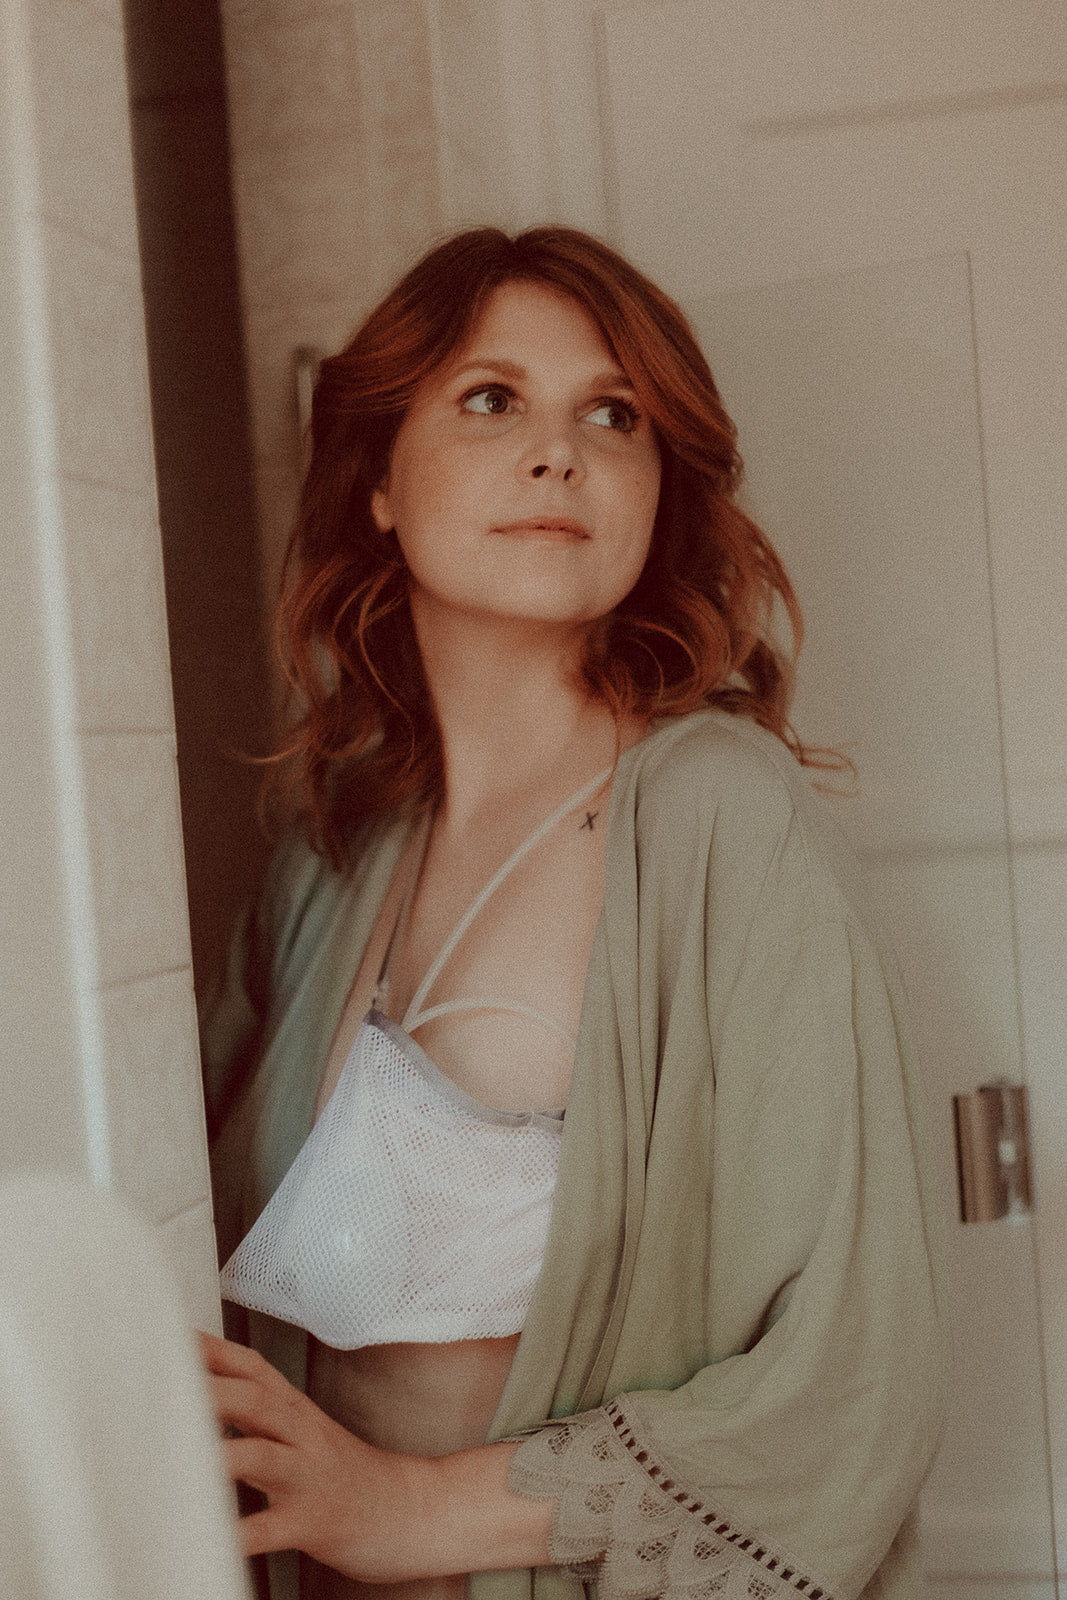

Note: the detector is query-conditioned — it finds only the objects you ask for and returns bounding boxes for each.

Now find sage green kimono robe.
[205,710,949,1600]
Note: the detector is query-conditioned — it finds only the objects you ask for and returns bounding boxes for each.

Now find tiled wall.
[219,0,443,606]
[0,0,219,1333]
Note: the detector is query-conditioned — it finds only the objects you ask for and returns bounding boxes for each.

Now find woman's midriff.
[300,1333,522,1600]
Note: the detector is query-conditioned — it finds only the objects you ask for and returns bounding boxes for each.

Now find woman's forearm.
[203,1332,557,1580]
[410,1440,555,1577]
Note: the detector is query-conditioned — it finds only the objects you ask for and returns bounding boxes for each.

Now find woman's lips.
[492,518,591,542]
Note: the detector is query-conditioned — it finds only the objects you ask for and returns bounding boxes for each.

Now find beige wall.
[0,0,219,1332]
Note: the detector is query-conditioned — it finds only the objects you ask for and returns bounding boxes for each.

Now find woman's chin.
[409,586,613,637]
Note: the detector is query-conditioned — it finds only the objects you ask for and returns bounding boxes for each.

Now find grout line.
[55,468,158,499]
[95,962,193,997]
[78,725,177,741]
[36,209,142,269]
[156,1195,211,1231]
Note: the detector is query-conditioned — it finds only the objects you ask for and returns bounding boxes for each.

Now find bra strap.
[403,997,578,1048]
[400,764,613,1033]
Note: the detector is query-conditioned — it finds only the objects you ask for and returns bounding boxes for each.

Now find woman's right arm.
[494,720,950,1600]
[202,1332,558,1581]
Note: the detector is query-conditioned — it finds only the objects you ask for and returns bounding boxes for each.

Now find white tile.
[232,147,369,311]
[350,0,441,258]
[82,731,193,986]
[223,0,439,310]
[250,433,301,603]
[237,299,329,591]
[222,10,372,314]
[41,224,157,495]
[29,0,140,256]
[222,0,351,39]
[224,7,363,150]
[0,424,94,1176]
[74,0,123,28]
[100,967,211,1226]
[60,478,174,734]
[156,1199,224,1337]
[420,0,522,230]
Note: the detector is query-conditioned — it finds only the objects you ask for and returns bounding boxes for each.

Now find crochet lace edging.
[507,1397,839,1600]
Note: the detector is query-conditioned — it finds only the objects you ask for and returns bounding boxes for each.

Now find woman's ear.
[370,482,393,534]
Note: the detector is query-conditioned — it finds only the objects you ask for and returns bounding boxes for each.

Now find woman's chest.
[318,809,608,1118]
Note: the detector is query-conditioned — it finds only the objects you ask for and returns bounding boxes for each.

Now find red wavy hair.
[271,226,825,868]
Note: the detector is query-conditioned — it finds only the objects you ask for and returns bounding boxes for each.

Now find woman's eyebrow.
[451,357,526,381]
[450,357,637,392]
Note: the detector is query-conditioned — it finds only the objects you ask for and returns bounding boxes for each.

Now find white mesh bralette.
[219,766,612,1349]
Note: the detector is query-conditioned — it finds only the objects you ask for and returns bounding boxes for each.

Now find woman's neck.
[409,604,629,833]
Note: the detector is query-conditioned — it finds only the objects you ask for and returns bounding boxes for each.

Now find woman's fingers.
[209,1374,294,1442]
[197,1331,421,1577]
[199,1329,268,1378]
[223,1434,289,1492]
[234,1505,292,1559]
[199,1332,312,1449]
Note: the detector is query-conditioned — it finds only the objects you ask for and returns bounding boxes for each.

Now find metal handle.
[952,1082,1033,1223]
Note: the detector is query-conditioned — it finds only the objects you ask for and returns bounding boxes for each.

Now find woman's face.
[371,280,661,638]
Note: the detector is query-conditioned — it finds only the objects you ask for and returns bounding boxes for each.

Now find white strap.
[403,997,578,1047]
[401,764,613,1032]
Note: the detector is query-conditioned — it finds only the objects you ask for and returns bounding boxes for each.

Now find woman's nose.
[517,420,585,484]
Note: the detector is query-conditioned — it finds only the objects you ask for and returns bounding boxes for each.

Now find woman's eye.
[462,386,513,416]
[587,399,639,433]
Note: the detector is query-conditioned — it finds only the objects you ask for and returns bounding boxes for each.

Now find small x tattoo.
[580,810,599,832]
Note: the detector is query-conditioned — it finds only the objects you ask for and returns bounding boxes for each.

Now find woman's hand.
[200,1331,427,1578]
[199,1332,555,1580]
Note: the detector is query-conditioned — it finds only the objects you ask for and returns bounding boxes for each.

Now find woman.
[202,227,948,1600]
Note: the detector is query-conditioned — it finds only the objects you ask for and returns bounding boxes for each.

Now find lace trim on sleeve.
[507,1397,839,1600]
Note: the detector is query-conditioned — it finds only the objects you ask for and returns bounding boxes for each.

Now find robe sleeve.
[508,773,949,1600]
[199,830,327,1262]
[199,897,265,1138]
